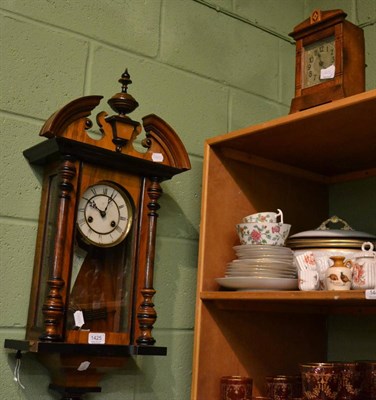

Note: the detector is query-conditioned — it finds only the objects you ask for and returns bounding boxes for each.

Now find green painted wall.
[0,1,375,399]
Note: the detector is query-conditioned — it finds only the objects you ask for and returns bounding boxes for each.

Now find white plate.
[234,244,293,253]
[225,271,297,278]
[229,258,294,265]
[227,262,296,272]
[235,253,293,260]
[215,276,298,290]
[226,263,296,270]
[226,268,296,276]
[235,254,294,261]
[233,244,292,254]
[236,249,294,254]
[235,251,294,259]
[227,262,295,268]
[226,270,297,278]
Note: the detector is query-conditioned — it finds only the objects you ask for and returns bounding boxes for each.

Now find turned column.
[40,155,76,341]
[136,177,163,345]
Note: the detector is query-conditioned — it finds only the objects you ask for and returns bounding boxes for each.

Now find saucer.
[215,276,298,290]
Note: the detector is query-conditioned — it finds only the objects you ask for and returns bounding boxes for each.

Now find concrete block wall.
[0,1,374,399]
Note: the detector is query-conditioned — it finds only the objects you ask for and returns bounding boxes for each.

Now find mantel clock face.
[289,9,365,113]
[303,36,335,89]
[77,182,133,248]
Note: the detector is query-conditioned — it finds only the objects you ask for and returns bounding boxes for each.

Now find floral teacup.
[298,270,320,291]
[242,209,283,224]
[236,222,291,246]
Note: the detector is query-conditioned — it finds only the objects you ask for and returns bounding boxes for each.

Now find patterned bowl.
[236,222,291,246]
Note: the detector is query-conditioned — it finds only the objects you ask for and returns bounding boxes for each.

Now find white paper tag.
[152,152,164,162]
[73,310,85,328]
[320,65,335,79]
[77,361,91,371]
[365,289,376,300]
[88,332,106,344]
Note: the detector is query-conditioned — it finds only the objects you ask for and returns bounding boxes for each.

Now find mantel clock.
[4,69,191,400]
[289,9,365,113]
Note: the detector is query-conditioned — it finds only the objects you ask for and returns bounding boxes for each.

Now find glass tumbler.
[266,375,302,400]
[300,363,341,400]
[336,362,362,400]
[220,376,253,400]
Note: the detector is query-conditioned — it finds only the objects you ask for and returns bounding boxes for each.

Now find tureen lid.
[287,216,376,249]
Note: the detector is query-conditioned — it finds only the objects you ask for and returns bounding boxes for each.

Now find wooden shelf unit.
[191,90,376,399]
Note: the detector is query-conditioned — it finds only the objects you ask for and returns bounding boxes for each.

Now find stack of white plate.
[216,244,298,291]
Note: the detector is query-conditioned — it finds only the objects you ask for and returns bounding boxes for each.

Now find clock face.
[303,36,335,88]
[77,182,133,247]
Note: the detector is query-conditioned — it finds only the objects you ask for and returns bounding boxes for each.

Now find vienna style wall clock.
[289,9,365,113]
[4,70,191,399]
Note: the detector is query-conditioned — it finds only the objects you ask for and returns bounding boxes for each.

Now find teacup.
[346,242,376,289]
[243,209,283,224]
[298,270,319,291]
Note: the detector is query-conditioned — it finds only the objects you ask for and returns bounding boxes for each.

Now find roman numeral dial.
[76,182,133,247]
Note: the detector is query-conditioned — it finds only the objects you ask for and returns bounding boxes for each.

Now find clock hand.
[89,200,106,217]
[317,52,328,67]
[89,200,100,211]
[103,197,113,214]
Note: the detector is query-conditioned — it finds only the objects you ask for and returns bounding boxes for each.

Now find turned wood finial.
[119,68,132,92]
[107,68,139,116]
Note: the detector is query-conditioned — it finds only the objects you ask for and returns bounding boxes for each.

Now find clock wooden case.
[4,70,190,399]
[290,9,365,113]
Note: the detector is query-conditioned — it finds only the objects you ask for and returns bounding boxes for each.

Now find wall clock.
[289,9,365,113]
[4,69,191,400]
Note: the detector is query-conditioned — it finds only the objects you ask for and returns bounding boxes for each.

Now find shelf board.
[208,90,376,179]
[4,339,167,357]
[200,290,376,314]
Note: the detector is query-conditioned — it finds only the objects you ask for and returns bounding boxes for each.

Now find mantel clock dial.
[303,36,335,88]
[290,9,365,113]
[77,182,133,247]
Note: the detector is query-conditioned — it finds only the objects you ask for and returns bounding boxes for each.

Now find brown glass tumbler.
[300,363,341,400]
[266,375,302,400]
[361,361,376,400]
[220,376,253,400]
[336,362,362,400]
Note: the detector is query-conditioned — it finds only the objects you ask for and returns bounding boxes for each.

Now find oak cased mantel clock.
[289,9,365,113]
[4,70,191,400]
